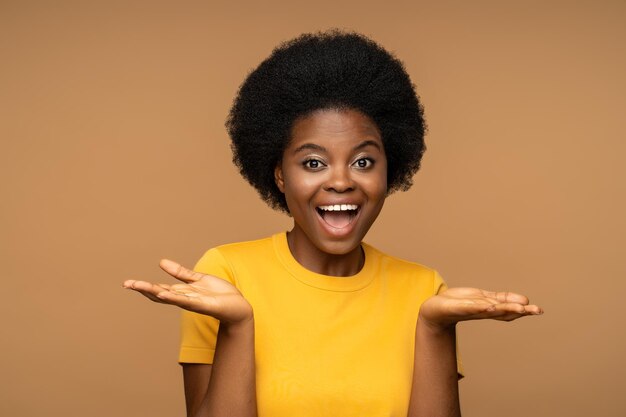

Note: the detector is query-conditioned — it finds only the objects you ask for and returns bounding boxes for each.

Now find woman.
[123,31,542,417]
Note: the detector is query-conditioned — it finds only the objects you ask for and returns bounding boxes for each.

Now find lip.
[315,203,362,237]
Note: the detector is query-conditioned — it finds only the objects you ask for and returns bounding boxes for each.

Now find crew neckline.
[272,232,377,292]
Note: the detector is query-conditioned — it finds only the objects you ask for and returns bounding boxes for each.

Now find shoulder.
[363,242,445,292]
[363,242,434,274]
[210,234,276,259]
[194,234,276,272]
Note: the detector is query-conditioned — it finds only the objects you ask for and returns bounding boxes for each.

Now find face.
[274,108,388,261]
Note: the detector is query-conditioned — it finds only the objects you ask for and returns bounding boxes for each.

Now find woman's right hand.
[123,259,252,325]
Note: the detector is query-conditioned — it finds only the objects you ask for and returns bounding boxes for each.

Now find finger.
[485,302,546,320]
[524,304,544,315]
[159,259,204,283]
[480,290,530,305]
[488,303,542,315]
[125,279,165,294]
[449,299,543,323]
[124,280,170,301]
[451,301,523,319]
[122,279,137,289]
[494,307,544,321]
[124,280,172,293]
[487,302,527,315]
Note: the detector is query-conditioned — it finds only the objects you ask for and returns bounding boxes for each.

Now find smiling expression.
[274,108,388,275]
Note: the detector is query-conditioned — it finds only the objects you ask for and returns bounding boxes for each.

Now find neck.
[286,229,364,277]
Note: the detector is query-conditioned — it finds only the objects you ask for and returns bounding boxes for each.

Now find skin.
[124,260,256,417]
[274,108,388,276]
[124,108,543,417]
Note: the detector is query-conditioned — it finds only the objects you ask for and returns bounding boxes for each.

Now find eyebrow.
[292,140,382,154]
[354,140,382,151]
[293,143,326,153]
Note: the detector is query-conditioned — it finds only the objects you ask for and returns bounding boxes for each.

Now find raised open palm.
[123,259,252,324]
[419,287,543,329]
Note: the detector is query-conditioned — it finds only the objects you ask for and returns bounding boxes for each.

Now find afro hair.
[226,30,426,213]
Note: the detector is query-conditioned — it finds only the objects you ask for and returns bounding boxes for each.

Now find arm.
[197,317,256,417]
[182,364,212,417]
[124,259,257,417]
[407,288,543,417]
[408,321,460,417]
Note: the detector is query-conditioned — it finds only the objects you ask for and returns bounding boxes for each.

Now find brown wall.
[1,1,624,416]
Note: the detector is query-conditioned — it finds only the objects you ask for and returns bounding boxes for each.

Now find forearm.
[183,364,212,417]
[197,318,257,417]
[407,319,461,417]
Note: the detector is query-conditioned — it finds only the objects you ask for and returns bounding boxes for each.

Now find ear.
[274,163,285,193]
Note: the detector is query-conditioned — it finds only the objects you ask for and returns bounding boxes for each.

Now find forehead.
[288,108,382,148]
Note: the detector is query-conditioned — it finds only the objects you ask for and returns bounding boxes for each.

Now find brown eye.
[354,158,373,169]
[303,159,323,169]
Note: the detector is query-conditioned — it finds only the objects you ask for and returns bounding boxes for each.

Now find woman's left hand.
[419,287,543,330]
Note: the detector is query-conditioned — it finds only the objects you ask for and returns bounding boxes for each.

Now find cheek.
[283,168,323,198]
[282,173,317,210]
[372,182,388,205]
[290,175,322,191]
[371,165,388,199]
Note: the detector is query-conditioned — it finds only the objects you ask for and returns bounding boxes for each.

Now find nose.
[323,166,355,193]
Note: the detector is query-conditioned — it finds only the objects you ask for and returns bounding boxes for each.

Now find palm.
[123,259,252,324]
[419,287,543,329]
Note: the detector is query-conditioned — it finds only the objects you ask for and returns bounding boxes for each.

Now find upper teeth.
[318,204,359,211]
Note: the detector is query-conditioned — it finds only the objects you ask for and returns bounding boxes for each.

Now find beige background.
[1,1,625,416]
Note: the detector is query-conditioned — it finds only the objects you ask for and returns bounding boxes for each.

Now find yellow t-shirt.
[180,232,461,416]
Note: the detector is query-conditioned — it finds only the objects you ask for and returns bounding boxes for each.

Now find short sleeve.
[178,248,236,364]
[433,270,465,379]
[433,270,448,295]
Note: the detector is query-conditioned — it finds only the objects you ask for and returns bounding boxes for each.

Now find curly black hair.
[226,30,426,213]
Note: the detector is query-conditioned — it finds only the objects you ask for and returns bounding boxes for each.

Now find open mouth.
[315,204,360,229]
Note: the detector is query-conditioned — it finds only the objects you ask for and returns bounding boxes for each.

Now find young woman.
[123,31,542,417]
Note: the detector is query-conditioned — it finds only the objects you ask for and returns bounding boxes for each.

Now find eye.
[303,159,325,170]
[353,158,374,169]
